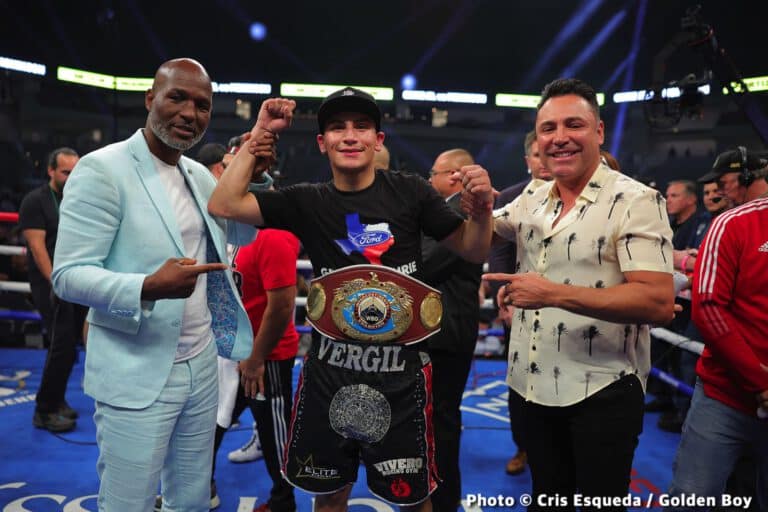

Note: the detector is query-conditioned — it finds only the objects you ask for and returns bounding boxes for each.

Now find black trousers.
[212,358,296,512]
[28,279,54,348]
[507,384,528,452]
[35,295,86,413]
[524,375,644,512]
[428,348,474,512]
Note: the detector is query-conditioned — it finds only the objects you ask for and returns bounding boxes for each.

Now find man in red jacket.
[665,147,768,511]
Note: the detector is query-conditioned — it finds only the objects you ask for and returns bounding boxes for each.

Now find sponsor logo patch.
[390,478,412,498]
[373,457,424,476]
[294,455,341,480]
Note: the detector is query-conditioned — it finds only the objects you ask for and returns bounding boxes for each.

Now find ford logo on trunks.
[352,231,391,247]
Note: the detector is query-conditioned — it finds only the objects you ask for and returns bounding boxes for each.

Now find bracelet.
[680,254,690,272]
[247,172,274,192]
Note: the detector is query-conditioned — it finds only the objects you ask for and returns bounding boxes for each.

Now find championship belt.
[306,264,442,345]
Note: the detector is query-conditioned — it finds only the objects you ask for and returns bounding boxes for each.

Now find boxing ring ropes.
[0,210,700,395]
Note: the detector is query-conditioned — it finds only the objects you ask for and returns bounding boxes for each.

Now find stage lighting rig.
[643,5,768,141]
[644,71,710,129]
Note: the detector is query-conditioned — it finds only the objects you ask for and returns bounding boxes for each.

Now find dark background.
[1,0,766,202]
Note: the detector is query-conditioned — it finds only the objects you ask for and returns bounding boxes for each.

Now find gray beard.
[148,112,205,151]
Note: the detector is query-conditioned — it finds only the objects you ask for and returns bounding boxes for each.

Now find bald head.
[145,58,213,160]
[436,149,474,168]
[430,148,475,198]
[152,58,211,93]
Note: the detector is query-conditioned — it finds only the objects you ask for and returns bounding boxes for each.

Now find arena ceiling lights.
[613,85,710,104]
[57,66,114,89]
[495,93,606,108]
[213,82,271,94]
[401,90,487,105]
[115,77,154,91]
[0,56,46,76]
[2,55,761,105]
[56,66,270,94]
[280,83,394,101]
[722,76,768,95]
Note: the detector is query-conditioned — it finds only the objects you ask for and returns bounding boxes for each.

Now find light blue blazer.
[52,129,255,409]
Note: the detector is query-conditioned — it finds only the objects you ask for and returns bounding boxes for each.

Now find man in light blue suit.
[52,58,272,512]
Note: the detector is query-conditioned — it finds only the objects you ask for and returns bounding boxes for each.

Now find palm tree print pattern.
[554,322,567,351]
[578,203,592,220]
[532,197,548,215]
[510,351,519,374]
[495,170,667,406]
[553,200,563,218]
[608,192,624,219]
[526,229,535,243]
[582,325,601,356]
[624,234,634,260]
[567,233,577,260]
[596,235,606,265]
[654,192,664,219]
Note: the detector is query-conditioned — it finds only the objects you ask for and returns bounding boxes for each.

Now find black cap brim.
[317,96,381,133]
[697,170,722,184]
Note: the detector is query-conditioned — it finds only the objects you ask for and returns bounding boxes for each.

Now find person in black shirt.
[210,89,493,512]
[19,147,87,432]
[421,148,483,510]
[488,129,554,477]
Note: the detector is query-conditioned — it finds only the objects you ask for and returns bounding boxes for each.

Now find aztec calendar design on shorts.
[329,384,391,443]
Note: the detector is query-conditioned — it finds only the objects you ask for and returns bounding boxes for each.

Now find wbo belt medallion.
[306,264,442,344]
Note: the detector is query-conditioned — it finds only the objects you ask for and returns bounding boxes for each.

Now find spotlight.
[401,74,417,91]
[249,22,267,41]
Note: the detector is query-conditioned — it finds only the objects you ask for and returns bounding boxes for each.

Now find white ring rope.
[0,245,25,256]
[0,244,702,354]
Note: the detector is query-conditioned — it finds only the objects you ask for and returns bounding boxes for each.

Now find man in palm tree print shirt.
[485,78,675,511]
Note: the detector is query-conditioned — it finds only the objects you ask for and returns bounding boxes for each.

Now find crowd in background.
[0,71,765,511]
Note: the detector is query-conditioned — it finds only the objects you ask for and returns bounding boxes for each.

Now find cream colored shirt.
[494,164,673,406]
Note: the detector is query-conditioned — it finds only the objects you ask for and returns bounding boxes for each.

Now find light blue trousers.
[94,340,218,512]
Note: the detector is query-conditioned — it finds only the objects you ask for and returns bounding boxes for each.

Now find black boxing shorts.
[281,335,439,505]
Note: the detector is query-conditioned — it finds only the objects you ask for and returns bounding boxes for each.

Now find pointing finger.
[188,263,228,274]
